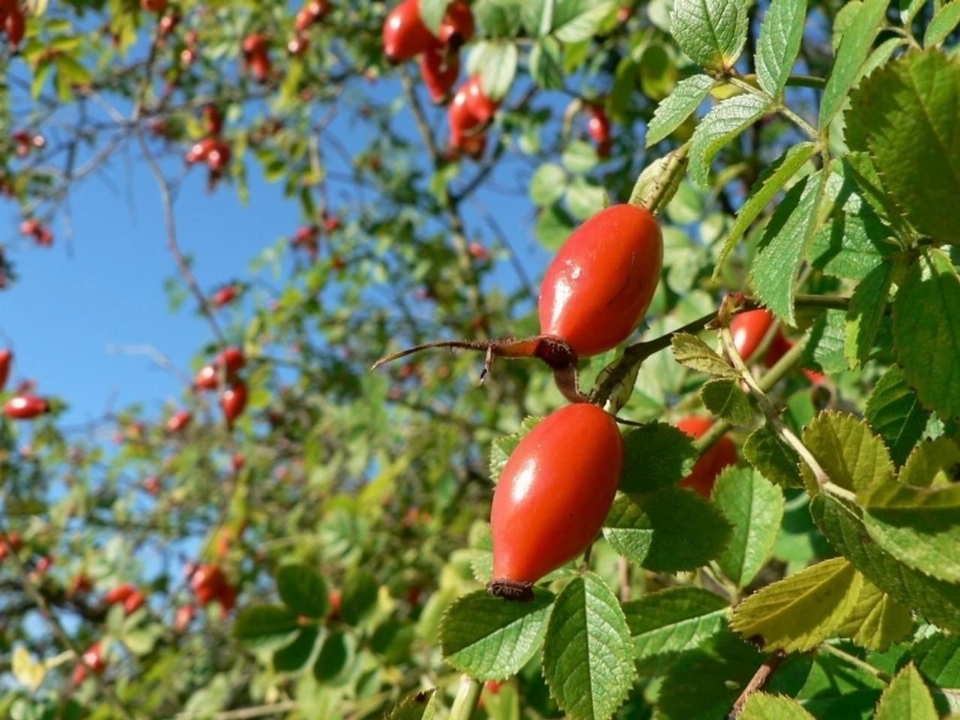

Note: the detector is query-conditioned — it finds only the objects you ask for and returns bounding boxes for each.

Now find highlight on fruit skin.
[486,403,624,601]
[372,203,664,403]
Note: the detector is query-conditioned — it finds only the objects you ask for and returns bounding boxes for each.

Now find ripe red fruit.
[191,563,237,612]
[4,7,24,47]
[185,137,216,164]
[287,34,309,56]
[211,284,240,308]
[4,394,49,420]
[196,347,246,390]
[488,404,623,600]
[140,0,167,12]
[0,348,11,391]
[437,1,474,48]
[295,1,330,31]
[420,44,460,104]
[0,532,22,561]
[587,105,612,158]
[143,475,161,496]
[104,582,136,605]
[762,331,825,384]
[220,381,248,427]
[174,603,197,632]
[448,75,499,154]
[730,309,776,363]
[374,204,663,402]
[206,140,231,173]
[166,409,192,433]
[203,105,223,136]
[676,417,737,498]
[72,642,106,684]
[382,0,436,62]
[123,589,147,614]
[242,32,268,57]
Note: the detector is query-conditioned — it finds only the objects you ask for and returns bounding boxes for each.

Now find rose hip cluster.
[185,104,231,182]
[376,203,668,599]
[382,0,499,158]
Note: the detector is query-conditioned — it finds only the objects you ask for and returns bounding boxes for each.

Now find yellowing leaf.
[836,579,913,652]
[12,646,46,691]
[730,557,862,652]
[801,411,894,494]
[874,664,938,720]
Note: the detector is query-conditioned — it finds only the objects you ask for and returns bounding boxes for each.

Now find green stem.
[727,77,819,140]
[449,675,483,720]
[628,143,690,213]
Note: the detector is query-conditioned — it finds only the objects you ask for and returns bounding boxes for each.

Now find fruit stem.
[449,675,483,720]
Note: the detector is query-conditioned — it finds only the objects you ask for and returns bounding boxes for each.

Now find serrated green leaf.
[875,664,938,720]
[529,163,568,206]
[756,0,807,97]
[671,332,738,378]
[439,589,554,679]
[743,423,803,488]
[808,160,897,282]
[894,250,960,421]
[670,0,750,72]
[806,308,849,375]
[740,693,818,720]
[386,689,437,720]
[277,563,329,618]
[857,440,960,583]
[819,0,889,127]
[273,627,320,673]
[623,587,728,662]
[912,634,960,687]
[730,557,862,652]
[689,94,772,188]
[603,489,732,572]
[620,422,699,494]
[751,171,824,325]
[536,203,575,250]
[836,580,912,652]
[646,74,715,146]
[766,650,884,719]
[551,0,617,42]
[865,365,930,467]
[849,51,960,245]
[232,605,299,650]
[473,0,524,37]
[800,411,895,494]
[701,378,755,425]
[845,263,892,369]
[542,573,634,720]
[925,1,960,47]
[714,468,785,588]
[810,493,960,633]
[715,141,818,276]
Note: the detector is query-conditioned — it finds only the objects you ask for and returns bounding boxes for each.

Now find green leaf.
[819,0,889,127]
[273,627,320,673]
[714,468,785,588]
[386,690,437,720]
[810,493,960,633]
[670,0,750,72]
[857,440,960,583]
[232,605,299,650]
[671,332,738,378]
[805,309,848,376]
[893,250,960,421]
[715,141,818,276]
[750,171,824,325]
[623,586,728,662]
[473,0,524,37]
[700,379,755,426]
[865,365,930,467]
[849,51,960,245]
[277,563,329,618]
[874,664,938,720]
[755,0,807,97]
[646,74,715,146]
[542,573,635,720]
[551,0,617,42]
[740,693,818,720]
[313,629,354,685]
[562,140,600,174]
[836,580,912,652]
[565,177,607,220]
[468,42,519,101]
[603,489,732,572]
[529,163,568,206]
[925,1,960,47]
[439,589,554,679]
[743,423,803,488]
[845,263,892,369]
[730,557,863,652]
[536,203,575,251]
[619,422,699,494]
[800,411,895,494]
[689,94,773,188]
[912,634,960,687]
[530,36,565,90]
[808,160,896,282]
[339,570,378,626]
[419,0,449,35]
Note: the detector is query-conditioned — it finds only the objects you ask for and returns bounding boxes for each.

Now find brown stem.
[728,651,786,719]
